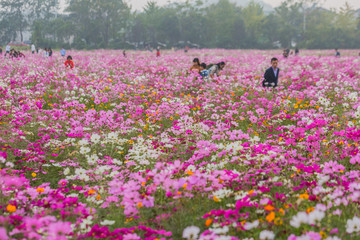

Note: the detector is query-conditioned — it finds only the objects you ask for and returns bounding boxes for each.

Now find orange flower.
[279,208,285,216]
[266,212,275,223]
[264,205,275,211]
[88,189,96,195]
[186,170,194,176]
[31,172,37,178]
[137,202,142,208]
[36,187,45,193]
[6,204,16,213]
[205,218,213,227]
[213,196,220,202]
[306,207,315,214]
[299,193,309,200]
[96,195,101,200]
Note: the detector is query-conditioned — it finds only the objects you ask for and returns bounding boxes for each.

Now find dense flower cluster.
[0,50,360,239]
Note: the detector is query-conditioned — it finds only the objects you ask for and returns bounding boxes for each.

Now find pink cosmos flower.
[47,221,71,240]
[350,154,360,165]
[0,227,8,240]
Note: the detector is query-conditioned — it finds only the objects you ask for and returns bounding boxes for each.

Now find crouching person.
[263,58,280,88]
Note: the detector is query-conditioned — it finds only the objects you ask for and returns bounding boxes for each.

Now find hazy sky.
[125,0,360,11]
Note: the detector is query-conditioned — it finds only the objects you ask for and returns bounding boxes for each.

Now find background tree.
[0,0,30,42]
[1,0,360,49]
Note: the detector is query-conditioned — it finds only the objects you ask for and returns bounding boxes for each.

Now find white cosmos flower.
[64,168,70,175]
[107,132,118,140]
[259,230,275,240]
[80,147,91,155]
[243,220,259,230]
[346,216,360,233]
[78,139,89,146]
[100,220,115,226]
[87,154,98,165]
[91,134,101,144]
[183,226,200,240]
[209,226,229,234]
[80,216,93,229]
[325,237,341,240]
[308,210,325,225]
[290,212,308,228]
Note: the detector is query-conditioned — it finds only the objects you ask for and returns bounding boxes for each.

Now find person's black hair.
[217,61,225,67]
[193,58,200,65]
[200,63,207,69]
[271,58,278,62]
[67,55,72,60]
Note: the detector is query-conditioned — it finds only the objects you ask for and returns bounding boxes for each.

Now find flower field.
[1,49,360,240]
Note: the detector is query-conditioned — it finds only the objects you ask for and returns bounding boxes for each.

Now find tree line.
[0,0,359,49]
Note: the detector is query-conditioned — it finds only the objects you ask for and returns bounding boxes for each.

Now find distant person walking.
[335,49,341,57]
[5,44,10,56]
[123,50,127,58]
[31,44,36,54]
[60,48,66,57]
[263,58,280,88]
[0,47,2,55]
[48,48,53,57]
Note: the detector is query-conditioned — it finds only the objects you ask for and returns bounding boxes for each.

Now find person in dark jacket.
[262,58,280,88]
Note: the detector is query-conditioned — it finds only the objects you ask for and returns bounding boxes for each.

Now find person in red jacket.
[65,55,74,69]
[156,47,160,57]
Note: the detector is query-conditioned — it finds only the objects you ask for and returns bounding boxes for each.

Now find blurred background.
[0,0,359,50]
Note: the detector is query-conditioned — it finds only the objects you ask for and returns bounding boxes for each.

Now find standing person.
[65,55,74,69]
[123,50,126,58]
[263,58,280,88]
[335,49,340,57]
[60,47,66,57]
[5,44,10,56]
[43,48,48,57]
[208,62,226,79]
[184,46,189,53]
[295,48,299,56]
[31,44,36,54]
[0,47,2,55]
[156,47,160,57]
[48,48,53,57]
